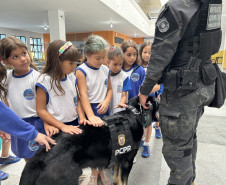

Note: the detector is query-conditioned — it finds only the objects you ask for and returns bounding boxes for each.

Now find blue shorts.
[64,119,79,126]
[91,103,109,119]
[11,117,45,159]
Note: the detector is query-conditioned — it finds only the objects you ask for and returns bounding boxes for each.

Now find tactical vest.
[175,0,222,61]
[103,112,140,168]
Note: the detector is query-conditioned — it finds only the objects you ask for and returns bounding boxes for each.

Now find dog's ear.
[128,96,140,110]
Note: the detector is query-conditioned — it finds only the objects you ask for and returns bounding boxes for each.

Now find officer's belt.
[103,114,139,168]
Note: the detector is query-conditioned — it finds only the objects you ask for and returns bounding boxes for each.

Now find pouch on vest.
[164,70,179,91]
[208,63,226,108]
[181,70,199,90]
[181,57,201,90]
[199,30,222,60]
[201,63,217,85]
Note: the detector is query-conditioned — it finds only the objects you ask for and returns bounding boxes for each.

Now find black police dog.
[19,96,159,185]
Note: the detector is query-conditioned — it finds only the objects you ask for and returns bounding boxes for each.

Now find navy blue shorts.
[64,119,79,126]
[91,103,109,119]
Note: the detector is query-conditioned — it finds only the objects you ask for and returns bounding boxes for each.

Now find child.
[36,40,85,136]
[0,57,55,153]
[76,35,112,185]
[0,59,55,149]
[107,46,131,115]
[121,39,146,100]
[0,36,46,163]
[139,41,162,158]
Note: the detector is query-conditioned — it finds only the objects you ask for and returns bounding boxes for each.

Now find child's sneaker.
[0,170,9,180]
[141,145,150,158]
[0,155,20,164]
[155,127,162,139]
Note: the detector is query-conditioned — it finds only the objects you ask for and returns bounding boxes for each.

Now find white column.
[48,9,66,42]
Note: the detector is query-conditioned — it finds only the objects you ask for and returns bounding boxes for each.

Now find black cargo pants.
[159,82,215,185]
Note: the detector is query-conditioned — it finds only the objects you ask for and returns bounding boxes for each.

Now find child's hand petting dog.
[88,115,104,127]
[44,122,59,137]
[97,101,109,115]
[114,102,128,109]
[34,133,56,152]
[61,125,82,135]
[79,119,91,125]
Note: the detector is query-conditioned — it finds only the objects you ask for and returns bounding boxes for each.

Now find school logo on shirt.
[28,140,40,151]
[23,89,35,100]
[105,78,108,88]
[117,85,122,93]
[74,96,78,106]
[131,73,140,82]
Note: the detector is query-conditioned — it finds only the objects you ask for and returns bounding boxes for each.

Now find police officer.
[139,0,222,185]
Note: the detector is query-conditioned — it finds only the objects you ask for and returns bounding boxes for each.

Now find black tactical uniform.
[140,0,222,185]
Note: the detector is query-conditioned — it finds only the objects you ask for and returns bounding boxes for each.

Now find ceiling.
[0,0,225,37]
[0,0,149,37]
[137,0,226,32]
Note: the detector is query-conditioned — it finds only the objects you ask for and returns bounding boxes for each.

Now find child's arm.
[114,91,128,109]
[76,70,103,127]
[76,94,91,125]
[151,84,160,93]
[97,75,113,114]
[36,87,82,135]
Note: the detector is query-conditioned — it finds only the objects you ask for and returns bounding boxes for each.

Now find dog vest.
[103,113,140,168]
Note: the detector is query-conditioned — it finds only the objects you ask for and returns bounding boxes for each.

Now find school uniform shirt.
[109,70,131,115]
[76,62,110,103]
[0,101,38,141]
[123,64,146,100]
[5,68,39,118]
[36,73,78,123]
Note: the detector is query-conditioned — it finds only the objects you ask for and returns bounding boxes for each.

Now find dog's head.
[127,96,159,128]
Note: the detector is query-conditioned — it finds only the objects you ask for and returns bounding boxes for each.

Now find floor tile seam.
[197,141,226,147]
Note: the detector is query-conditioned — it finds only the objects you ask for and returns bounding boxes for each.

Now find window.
[30,37,42,59]
[0,34,6,40]
[114,37,124,44]
[16,36,26,43]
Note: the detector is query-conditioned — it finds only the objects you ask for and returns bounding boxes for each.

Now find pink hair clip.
[59,41,73,56]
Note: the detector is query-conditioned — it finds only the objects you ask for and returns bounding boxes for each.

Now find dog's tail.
[19,150,47,185]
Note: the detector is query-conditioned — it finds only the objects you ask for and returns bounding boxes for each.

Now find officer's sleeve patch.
[157,17,169,33]
[155,6,179,38]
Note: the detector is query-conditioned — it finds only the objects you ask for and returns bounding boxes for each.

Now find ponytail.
[0,62,7,100]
